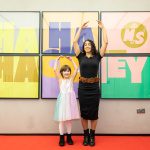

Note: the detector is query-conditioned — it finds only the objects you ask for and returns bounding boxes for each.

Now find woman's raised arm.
[97,20,108,57]
[73,21,89,56]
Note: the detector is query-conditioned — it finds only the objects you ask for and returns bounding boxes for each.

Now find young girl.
[53,55,80,146]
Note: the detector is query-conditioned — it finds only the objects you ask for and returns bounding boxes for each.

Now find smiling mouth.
[85,48,91,50]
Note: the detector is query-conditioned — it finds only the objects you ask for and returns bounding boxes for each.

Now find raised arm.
[97,20,108,57]
[53,56,62,79]
[73,21,89,56]
[66,56,78,80]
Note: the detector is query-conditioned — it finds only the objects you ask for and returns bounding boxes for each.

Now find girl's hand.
[57,55,63,60]
[97,20,104,29]
[81,21,89,29]
[66,56,72,61]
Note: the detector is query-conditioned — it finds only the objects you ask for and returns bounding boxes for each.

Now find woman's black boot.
[59,135,65,146]
[89,129,95,146]
[66,133,74,145]
[83,129,89,146]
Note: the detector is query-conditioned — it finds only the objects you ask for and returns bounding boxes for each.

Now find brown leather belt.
[79,76,100,83]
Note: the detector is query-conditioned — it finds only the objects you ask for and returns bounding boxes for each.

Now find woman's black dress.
[77,52,102,120]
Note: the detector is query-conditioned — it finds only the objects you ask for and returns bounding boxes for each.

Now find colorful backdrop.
[101,12,150,54]
[42,56,79,98]
[1,11,150,99]
[42,12,99,54]
[101,56,150,98]
[0,56,39,98]
[0,12,39,53]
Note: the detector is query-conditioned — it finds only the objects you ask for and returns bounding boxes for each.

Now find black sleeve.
[76,52,84,61]
[96,52,103,61]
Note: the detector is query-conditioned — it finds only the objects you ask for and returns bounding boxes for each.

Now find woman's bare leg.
[81,118,88,129]
[91,119,98,130]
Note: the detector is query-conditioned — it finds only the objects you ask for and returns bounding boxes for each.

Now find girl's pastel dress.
[54,79,80,121]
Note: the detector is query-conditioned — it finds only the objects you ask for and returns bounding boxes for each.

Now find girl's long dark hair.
[82,39,97,55]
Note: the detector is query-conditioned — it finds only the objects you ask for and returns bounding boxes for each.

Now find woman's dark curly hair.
[82,39,97,55]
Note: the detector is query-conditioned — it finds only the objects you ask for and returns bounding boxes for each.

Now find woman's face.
[84,41,92,53]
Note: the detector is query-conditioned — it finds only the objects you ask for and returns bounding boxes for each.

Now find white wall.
[0,0,150,134]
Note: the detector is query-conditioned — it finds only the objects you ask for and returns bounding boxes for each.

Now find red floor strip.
[0,136,150,150]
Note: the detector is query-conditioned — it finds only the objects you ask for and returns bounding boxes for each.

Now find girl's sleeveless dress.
[54,79,80,121]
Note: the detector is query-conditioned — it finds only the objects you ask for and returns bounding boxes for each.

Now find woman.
[73,21,108,146]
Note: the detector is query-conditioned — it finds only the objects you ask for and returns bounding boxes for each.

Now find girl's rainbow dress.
[54,79,80,121]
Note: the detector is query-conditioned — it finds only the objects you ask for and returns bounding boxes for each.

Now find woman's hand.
[81,21,89,29]
[97,20,104,29]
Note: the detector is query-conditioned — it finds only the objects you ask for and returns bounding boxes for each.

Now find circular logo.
[121,22,147,48]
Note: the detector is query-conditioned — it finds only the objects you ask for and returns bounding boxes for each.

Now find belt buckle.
[83,78,87,83]
[88,77,93,83]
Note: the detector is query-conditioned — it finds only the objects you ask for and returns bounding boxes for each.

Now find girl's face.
[84,41,92,53]
[62,69,71,79]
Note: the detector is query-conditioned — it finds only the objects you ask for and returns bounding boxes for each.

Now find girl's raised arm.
[53,56,62,79]
[66,56,78,80]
